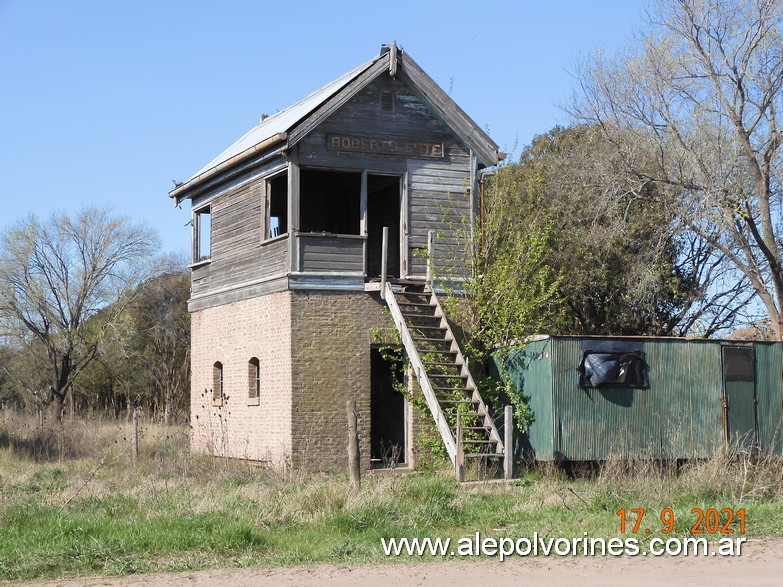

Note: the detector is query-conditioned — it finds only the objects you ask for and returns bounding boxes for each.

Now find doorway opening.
[367,174,401,278]
[370,346,406,467]
[721,346,758,452]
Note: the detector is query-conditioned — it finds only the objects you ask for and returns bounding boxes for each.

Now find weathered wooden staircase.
[383,282,505,477]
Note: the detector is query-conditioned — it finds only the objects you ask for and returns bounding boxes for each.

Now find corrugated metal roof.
[188,56,381,181]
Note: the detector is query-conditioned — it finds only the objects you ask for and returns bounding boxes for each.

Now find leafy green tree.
[487,125,751,337]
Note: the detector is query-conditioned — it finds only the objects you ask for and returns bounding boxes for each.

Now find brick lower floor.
[191,289,425,471]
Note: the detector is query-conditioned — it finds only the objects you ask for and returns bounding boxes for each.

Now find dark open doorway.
[370,346,406,467]
[367,174,401,278]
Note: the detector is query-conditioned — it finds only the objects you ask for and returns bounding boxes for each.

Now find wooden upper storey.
[170,46,501,312]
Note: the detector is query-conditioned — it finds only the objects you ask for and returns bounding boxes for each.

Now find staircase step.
[463,453,503,459]
[384,285,504,478]
[397,301,434,307]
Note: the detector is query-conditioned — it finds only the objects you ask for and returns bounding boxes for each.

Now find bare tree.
[125,267,190,424]
[0,208,159,422]
[573,0,783,338]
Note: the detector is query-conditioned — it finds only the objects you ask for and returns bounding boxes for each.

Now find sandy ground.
[33,538,782,587]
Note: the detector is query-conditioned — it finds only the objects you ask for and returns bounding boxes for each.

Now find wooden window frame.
[264,171,288,242]
[192,204,212,264]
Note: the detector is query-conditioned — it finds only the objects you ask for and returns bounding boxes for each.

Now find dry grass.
[0,412,782,581]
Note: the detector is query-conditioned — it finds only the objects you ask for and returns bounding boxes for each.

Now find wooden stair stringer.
[427,287,504,455]
[384,283,457,464]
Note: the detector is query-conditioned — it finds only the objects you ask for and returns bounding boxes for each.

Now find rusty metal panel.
[755,342,783,454]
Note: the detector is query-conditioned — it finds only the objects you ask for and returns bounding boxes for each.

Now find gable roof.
[170,45,501,202]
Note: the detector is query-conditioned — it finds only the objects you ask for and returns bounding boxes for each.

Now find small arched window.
[248,357,260,405]
[212,361,223,405]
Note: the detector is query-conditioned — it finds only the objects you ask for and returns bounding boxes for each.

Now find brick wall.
[191,288,421,472]
[190,291,293,466]
[290,290,394,470]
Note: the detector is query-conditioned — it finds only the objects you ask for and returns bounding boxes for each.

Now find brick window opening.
[212,361,223,405]
[248,357,260,405]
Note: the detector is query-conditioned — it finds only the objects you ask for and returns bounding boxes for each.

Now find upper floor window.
[193,205,212,262]
[265,173,288,240]
[300,169,361,234]
[248,357,260,405]
[380,90,395,112]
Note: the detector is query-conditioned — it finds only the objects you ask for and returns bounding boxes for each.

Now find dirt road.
[41,538,782,587]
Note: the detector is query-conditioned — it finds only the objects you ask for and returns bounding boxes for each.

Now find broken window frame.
[264,171,288,241]
[578,350,648,389]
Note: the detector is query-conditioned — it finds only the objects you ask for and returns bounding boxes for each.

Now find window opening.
[212,361,223,404]
[380,90,395,112]
[300,169,361,234]
[248,357,260,402]
[723,346,754,382]
[193,205,211,262]
[266,173,288,239]
[578,350,647,388]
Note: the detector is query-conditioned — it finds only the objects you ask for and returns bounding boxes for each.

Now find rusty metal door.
[721,346,758,452]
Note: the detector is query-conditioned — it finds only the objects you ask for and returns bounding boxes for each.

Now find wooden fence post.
[504,405,513,479]
[381,226,388,299]
[347,400,361,490]
[426,230,434,283]
[455,406,464,482]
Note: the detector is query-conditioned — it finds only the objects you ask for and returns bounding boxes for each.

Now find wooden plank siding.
[190,169,290,310]
[189,72,478,310]
[295,76,473,281]
[407,159,472,279]
[297,234,365,274]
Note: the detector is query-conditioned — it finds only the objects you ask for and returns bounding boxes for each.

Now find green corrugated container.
[494,336,783,461]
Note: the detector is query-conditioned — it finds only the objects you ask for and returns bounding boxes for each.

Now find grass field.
[0,413,782,582]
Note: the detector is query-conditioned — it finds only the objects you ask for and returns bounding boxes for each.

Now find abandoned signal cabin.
[170,44,504,470]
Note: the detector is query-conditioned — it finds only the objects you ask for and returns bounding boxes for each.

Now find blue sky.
[0,1,646,256]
